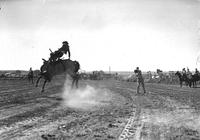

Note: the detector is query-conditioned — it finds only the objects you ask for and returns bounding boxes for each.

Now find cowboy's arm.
[68,49,71,59]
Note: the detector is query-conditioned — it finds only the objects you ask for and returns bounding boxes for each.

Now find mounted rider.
[182,68,186,75]
[49,41,71,63]
[195,68,200,75]
[186,68,192,79]
[181,68,187,79]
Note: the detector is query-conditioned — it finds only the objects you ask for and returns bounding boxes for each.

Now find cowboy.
[182,68,186,75]
[195,68,199,75]
[186,68,192,79]
[134,67,146,94]
[29,67,33,76]
[49,41,71,62]
[28,67,34,84]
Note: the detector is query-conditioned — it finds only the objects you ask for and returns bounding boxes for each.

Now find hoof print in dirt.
[58,122,77,131]
[107,134,115,139]
[58,124,67,130]
[23,125,33,129]
[76,132,87,137]
[94,134,102,137]
[41,134,56,140]
[108,123,118,128]
[117,120,122,123]
[184,129,199,136]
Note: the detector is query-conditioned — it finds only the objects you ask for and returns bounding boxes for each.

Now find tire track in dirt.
[113,82,200,140]
[0,101,62,139]
[109,84,144,140]
[0,97,58,121]
[138,92,199,140]
[80,81,143,140]
[0,82,33,91]
[0,78,67,139]
[118,106,143,140]
[1,79,199,139]
[145,83,200,111]
[131,83,200,140]
[146,83,200,96]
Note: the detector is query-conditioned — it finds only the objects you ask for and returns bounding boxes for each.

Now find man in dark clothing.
[28,67,34,84]
[134,67,146,94]
[195,68,200,75]
[186,67,192,79]
[29,67,33,75]
[182,68,186,75]
[49,41,71,62]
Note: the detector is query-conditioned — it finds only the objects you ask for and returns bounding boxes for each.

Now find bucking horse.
[35,59,80,92]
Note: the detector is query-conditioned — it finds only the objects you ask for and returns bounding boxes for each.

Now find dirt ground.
[0,76,200,140]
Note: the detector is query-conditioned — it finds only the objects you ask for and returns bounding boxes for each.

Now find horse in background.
[175,71,191,87]
[175,71,200,88]
[35,59,80,92]
[190,73,200,88]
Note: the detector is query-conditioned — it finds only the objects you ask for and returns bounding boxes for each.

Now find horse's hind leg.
[75,79,78,88]
[71,79,75,89]
[75,76,79,88]
[36,76,42,87]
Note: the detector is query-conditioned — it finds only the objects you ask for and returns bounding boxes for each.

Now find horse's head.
[40,58,49,73]
[175,71,179,75]
[175,71,181,77]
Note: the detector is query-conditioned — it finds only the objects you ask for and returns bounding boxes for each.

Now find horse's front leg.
[41,80,47,92]
[180,81,182,87]
[36,76,42,87]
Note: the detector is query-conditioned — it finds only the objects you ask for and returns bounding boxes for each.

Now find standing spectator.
[134,67,146,94]
[28,67,34,84]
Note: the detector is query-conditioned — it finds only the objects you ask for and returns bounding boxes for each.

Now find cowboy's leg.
[35,76,42,87]
[32,76,34,84]
[41,80,47,92]
[137,80,141,94]
[141,80,146,93]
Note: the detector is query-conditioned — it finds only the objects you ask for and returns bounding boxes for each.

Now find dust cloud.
[61,79,112,110]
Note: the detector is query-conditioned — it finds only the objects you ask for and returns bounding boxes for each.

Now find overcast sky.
[0,0,200,71]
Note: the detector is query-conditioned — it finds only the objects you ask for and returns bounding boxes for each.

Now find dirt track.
[0,77,200,140]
